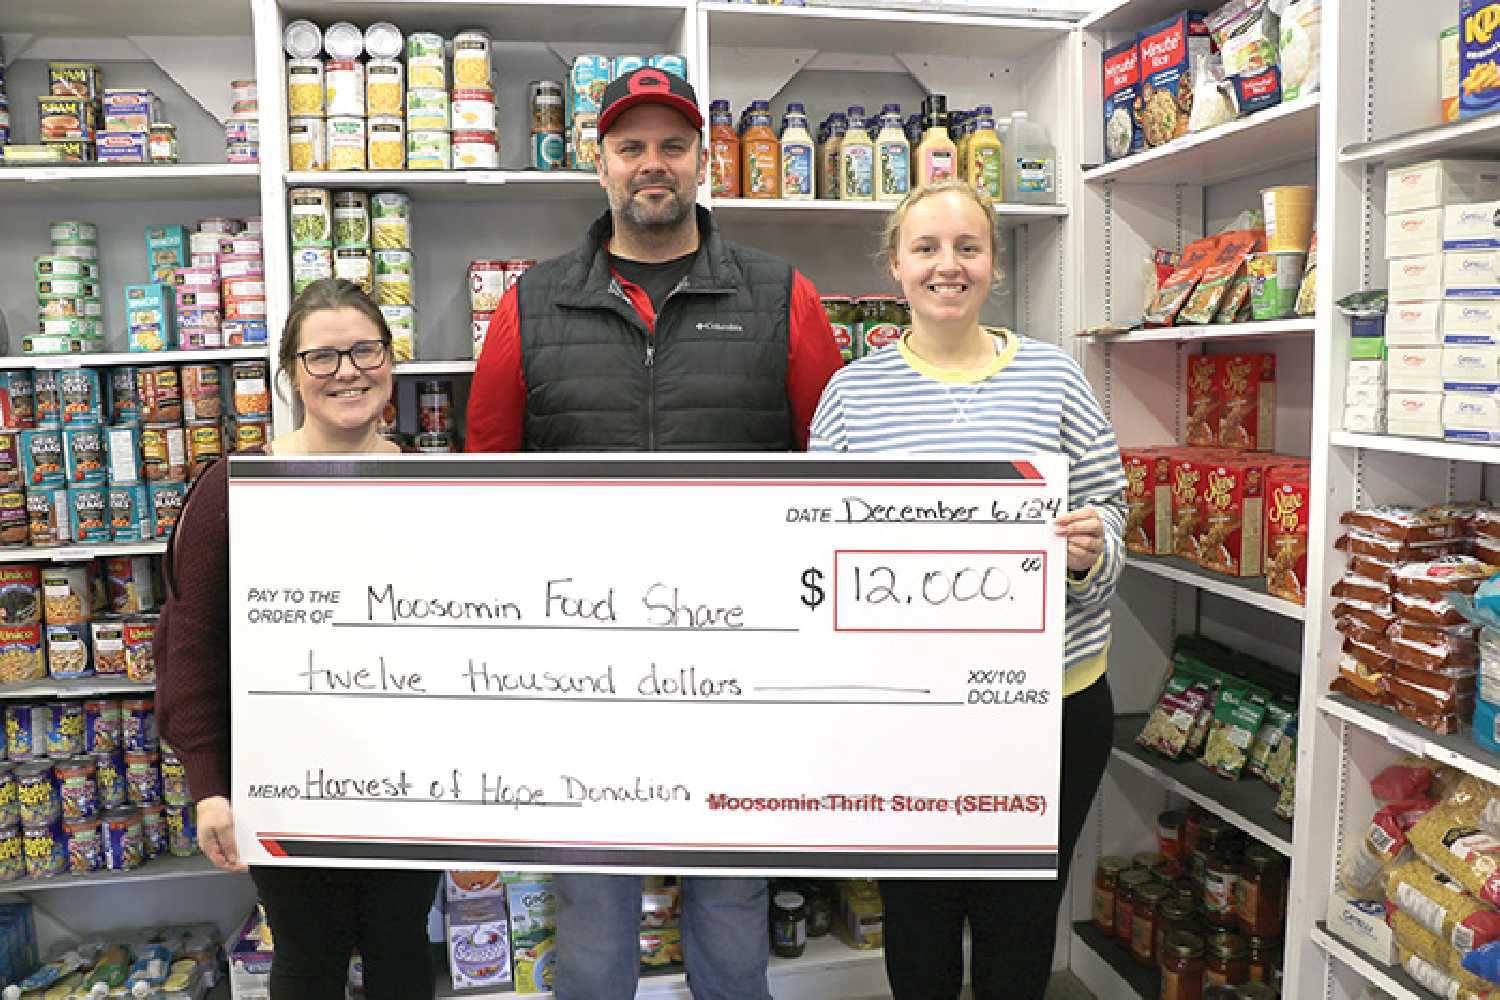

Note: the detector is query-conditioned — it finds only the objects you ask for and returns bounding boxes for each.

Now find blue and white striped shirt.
[808,330,1126,695]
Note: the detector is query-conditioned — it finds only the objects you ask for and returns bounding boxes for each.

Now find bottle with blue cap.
[780,102,815,200]
[875,105,910,203]
[839,106,875,201]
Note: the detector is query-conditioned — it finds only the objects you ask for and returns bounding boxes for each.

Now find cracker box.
[1123,448,1176,556]
[1170,454,1208,562]
[1461,1,1500,120]
[1218,353,1277,451]
[1102,39,1144,161]
[1443,342,1500,389]
[1185,354,1223,447]
[1265,467,1310,604]
[1386,300,1443,346]
[1444,248,1500,294]
[145,225,187,283]
[507,881,557,994]
[1444,389,1500,441]
[1196,455,1266,576]
[1387,208,1444,257]
[1136,12,1211,148]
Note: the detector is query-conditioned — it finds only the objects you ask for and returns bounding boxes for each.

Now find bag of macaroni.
[1462,1,1500,119]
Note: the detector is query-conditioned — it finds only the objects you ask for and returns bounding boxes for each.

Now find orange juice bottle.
[709,99,740,198]
[741,100,780,200]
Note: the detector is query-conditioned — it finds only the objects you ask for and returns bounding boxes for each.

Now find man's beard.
[616,180,693,229]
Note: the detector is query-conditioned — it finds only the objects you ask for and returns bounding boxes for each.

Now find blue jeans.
[554,873,771,1000]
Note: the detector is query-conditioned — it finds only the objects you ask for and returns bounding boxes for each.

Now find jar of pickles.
[1205,932,1250,988]
[1132,882,1170,968]
[1094,855,1128,933]
[1160,931,1206,1000]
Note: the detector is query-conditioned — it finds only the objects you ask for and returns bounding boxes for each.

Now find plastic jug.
[1004,111,1056,205]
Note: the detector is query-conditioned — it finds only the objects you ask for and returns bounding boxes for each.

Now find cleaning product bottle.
[708,99,740,198]
[967,113,1004,201]
[875,105,910,202]
[740,99,780,199]
[780,102,815,200]
[915,94,958,185]
[1004,110,1057,205]
[818,113,846,200]
[839,105,876,201]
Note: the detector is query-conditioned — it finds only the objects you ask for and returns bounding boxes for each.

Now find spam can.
[63,426,105,484]
[107,484,150,543]
[68,485,109,543]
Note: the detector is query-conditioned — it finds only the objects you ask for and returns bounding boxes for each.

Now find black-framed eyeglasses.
[297,340,389,377]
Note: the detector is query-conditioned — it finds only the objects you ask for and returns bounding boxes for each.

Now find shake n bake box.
[1462,1,1500,119]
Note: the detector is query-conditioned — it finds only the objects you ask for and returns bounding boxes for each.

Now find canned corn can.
[62,816,101,873]
[93,752,125,810]
[373,249,415,305]
[324,58,365,117]
[406,87,449,130]
[102,805,143,870]
[287,116,327,172]
[406,33,446,90]
[166,803,197,857]
[23,820,66,878]
[366,58,403,116]
[367,115,405,171]
[285,58,324,117]
[326,116,366,171]
[453,29,492,89]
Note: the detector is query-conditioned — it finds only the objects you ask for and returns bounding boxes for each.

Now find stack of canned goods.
[131,217,266,351]
[468,259,534,359]
[30,222,102,356]
[564,54,687,171]
[224,79,259,164]
[0,558,160,685]
[819,295,913,364]
[0,698,199,879]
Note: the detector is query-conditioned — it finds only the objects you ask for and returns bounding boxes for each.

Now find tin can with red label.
[502,259,536,295]
[469,259,505,312]
[136,366,182,424]
[0,373,36,430]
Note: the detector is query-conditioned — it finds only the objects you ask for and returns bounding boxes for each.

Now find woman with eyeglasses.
[157,280,437,999]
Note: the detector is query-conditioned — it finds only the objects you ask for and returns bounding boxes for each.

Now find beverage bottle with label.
[709,99,741,198]
[741,100,781,199]
[839,106,876,201]
[875,107,911,202]
[967,114,1005,201]
[916,95,958,185]
[961,105,991,177]
[1004,111,1057,205]
[818,113,846,200]
[780,102,815,200]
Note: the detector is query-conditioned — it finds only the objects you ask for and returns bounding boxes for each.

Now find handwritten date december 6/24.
[785,496,1062,525]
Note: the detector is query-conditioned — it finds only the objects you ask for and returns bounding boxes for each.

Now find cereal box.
[1265,467,1310,604]
[506,881,557,994]
[1461,1,1500,119]
[1170,454,1208,562]
[1136,12,1212,148]
[1218,353,1277,451]
[1102,39,1143,162]
[1185,355,1223,447]
[1197,456,1266,576]
[1123,448,1177,556]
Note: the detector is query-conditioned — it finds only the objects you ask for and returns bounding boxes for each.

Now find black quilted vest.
[516,206,794,451]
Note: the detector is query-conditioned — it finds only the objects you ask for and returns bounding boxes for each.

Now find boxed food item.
[1185,354,1223,446]
[506,881,557,995]
[101,88,158,132]
[1445,298,1500,343]
[1386,159,1500,214]
[125,283,175,352]
[1123,447,1176,556]
[446,871,508,899]
[1387,300,1443,346]
[1196,455,1266,576]
[1444,343,1500,389]
[1206,0,1282,116]
[1102,39,1144,161]
[640,927,683,968]
[1445,248,1500,294]
[1461,1,1500,120]
[1388,208,1445,258]
[1136,11,1212,148]
[1444,390,1500,441]
[1327,890,1399,965]
[1265,466,1310,604]
[447,915,512,991]
[1344,404,1385,434]
[1444,25,1462,124]
[1387,391,1444,438]
[1386,346,1444,391]
[1170,453,1208,561]
[1217,353,1277,451]
[1444,200,1500,250]
[38,96,93,140]
[145,225,187,283]
[1389,253,1445,300]
[96,131,148,163]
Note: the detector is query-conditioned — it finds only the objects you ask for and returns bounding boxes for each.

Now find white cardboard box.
[1443,389,1500,431]
[1387,159,1500,214]
[1386,346,1444,391]
[1326,891,1398,966]
[1387,300,1443,345]
[1389,254,1445,300]
[1344,383,1384,408]
[1446,199,1500,249]
[1443,343,1500,389]
[1443,299,1500,343]
[1388,207,1445,257]
[1445,249,1500,293]
[1388,391,1445,437]
[1343,405,1386,433]
[1347,359,1387,386]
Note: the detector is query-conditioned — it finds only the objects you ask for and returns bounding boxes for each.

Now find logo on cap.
[629,69,670,94]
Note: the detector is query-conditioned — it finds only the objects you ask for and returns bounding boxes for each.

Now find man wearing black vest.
[465,69,842,999]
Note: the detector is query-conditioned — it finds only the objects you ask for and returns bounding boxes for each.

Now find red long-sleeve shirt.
[466,269,842,452]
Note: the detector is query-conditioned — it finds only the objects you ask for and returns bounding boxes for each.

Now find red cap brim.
[598,93,704,137]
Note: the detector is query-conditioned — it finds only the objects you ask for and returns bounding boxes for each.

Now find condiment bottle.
[709,99,740,198]
[875,105,911,202]
[967,114,1005,201]
[818,113,847,200]
[1159,931,1206,1000]
[779,102,815,200]
[1004,110,1057,205]
[740,100,780,200]
[916,94,958,185]
[838,105,875,201]
[1238,843,1287,936]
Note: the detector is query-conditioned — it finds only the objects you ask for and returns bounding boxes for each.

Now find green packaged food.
[1200,682,1269,779]
[1246,697,1295,780]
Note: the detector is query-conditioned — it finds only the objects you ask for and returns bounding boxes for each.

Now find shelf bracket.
[706,46,816,111]
[894,53,1014,109]
[129,35,255,124]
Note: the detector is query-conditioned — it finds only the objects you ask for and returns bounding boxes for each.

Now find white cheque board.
[230,455,1067,877]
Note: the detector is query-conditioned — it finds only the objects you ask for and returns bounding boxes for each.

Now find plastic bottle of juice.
[839,105,876,201]
[875,106,911,202]
[818,113,846,200]
[780,102,815,200]
[967,114,1004,201]
[962,105,991,177]
[740,100,780,200]
[1004,110,1057,205]
[708,99,740,198]
[915,95,958,185]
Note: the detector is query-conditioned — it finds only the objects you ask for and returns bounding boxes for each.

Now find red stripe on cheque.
[1009,460,1044,482]
[259,838,288,857]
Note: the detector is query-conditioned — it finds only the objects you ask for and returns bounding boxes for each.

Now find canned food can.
[124,749,160,805]
[55,755,96,820]
[35,276,99,301]
[46,622,92,678]
[287,117,327,172]
[415,432,454,453]
[367,115,405,171]
[185,420,223,481]
[93,752,125,809]
[123,617,157,683]
[469,260,506,312]
[220,255,265,280]
[40,565,88,625]
[107,368,140,426]
[0,434,19,490]
[334,247,373,295]
[180,364,223,422]
[63,427,105,484]
[49,243,98,261]
[231,360,271,417]
[0,827,21,882]
[453,29,492,89]
[648,54,688,78]
[324,59,365,117]
[370,193,412,249]
[141,801,165,858]
[373,249,415,308]
[136,367,182,424]
[49,221,97,245]
[92,618,125,676]
[106,557,155,614]
[16,762,59,827]
[26,489,69,547]
[322,19,363,59]
[68,485,109,543]
[283,20,322,60]
[326,116,366,171]
[107,484,151,544]
[122,698,156,752]
[31,371,60,428]
[5,705,39,760]
[149,481,188,539]
[569,55,611,118]
[105,427,143,486]
[33,256,94,281]
[23,821,66,878]
[570,114,599,170]
[364,22,404,61]
[102,805,143,870]
[534,130,565,170]
[61,816,101,873]
[232,418,270,452]
[452,88,497,131]
[0,373,36,429]
[406,128,450,170]
[0,492,27,549]
[406,33,446,90]
[502,260,536,294]
[158,742,190,807]
[378,306,417,363]
[406,87,450,130]
[611,55,646,80]
[292,245,334,294]
[0,763,17,830]
[224,320,268,347]
[453,130,499,170]
[419,380,454,434]
[0,624,42,683]
[140,425,186,483]
[472,311,494,359]
[166,803,197,857]
[85,701,121,754]
[19,430,64,489]
[286,58,324,117]
[529,80,564,133]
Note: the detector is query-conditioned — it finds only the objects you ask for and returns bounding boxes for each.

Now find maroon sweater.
[155,455,246,803]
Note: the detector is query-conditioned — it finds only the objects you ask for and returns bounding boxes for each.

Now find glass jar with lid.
[1156,897,1199,962]
[1132,883,1171,967]
[1133,851,1165,873]
[1094,855,1129,933]
[1193,814,1231,882]
[1205,931,1250,987]
[1117,868,1153,943]
[1238,844,1287,936]
[1203,830,1245,929]
[1159,930,1206,1000]
[1158,809,1187,876]
[1246,935,1280,984]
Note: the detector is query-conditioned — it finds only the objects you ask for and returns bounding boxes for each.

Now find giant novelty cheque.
[230,455,1066,877]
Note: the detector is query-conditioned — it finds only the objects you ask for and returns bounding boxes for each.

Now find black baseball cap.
[598,67,704,136]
